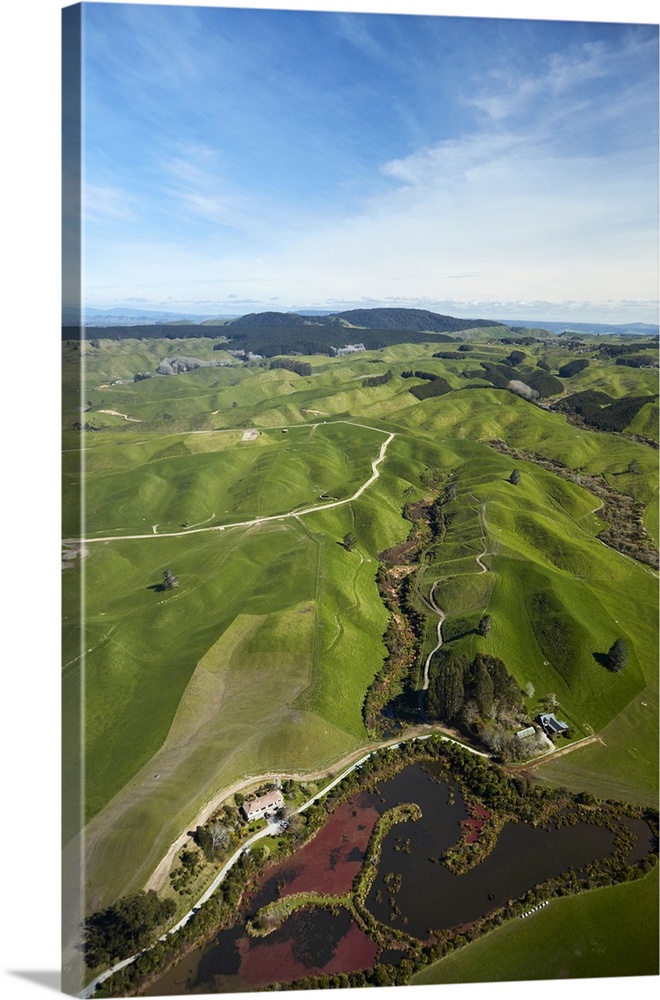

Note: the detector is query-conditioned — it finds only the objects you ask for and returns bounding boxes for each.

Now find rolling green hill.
[63,330,658,947]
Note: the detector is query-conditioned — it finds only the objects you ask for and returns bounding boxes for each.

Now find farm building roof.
[243,790,284,818]
[538,712,569,734]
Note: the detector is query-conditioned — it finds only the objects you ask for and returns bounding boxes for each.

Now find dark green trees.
[82,891,176,968]
[269,358,312,376]
[162,568,179,590]
[509,468,521,485]
[471,656,494,716]
[426,652,523,728]
[558,358,589,378]
[343,532,357,551]
[607,638,628,672]
[427,660,465,720]
[477,614,492,636]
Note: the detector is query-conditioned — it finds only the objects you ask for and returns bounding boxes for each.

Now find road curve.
[78,731,486,998]
[419,501,489,698]
[65,422,395,546]
[421,581,446,692]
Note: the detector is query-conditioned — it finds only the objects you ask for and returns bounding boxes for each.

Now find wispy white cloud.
[161,146,253,230]
[83,184,139,224]
[80,9,658,325]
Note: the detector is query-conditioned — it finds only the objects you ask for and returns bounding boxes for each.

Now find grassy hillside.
[62,333,658,926]
[412,866,658,983]
[63,421,386,538]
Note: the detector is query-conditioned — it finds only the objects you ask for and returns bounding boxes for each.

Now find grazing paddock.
[412,867,658,984]
[63,420,387,538]
[63,336,658,942]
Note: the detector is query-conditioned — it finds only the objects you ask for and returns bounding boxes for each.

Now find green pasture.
[577,361,658,399]
[418,445,653,742]
[64,521,319,822]
[412,866,658,984]
[644,486,659,546]
[392,385,656,497]
[62,420,387,537]
[64,494,399,907]
[628,400,659,440]
[63,336,658,920]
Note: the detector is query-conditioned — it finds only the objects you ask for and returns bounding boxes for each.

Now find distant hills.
[63,307,516,356]
[230,307,503,333]
[502,319,659,337]
[64,305,658,338]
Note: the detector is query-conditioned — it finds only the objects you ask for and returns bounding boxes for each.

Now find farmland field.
[62,326,658,988]
[412,865,659,984]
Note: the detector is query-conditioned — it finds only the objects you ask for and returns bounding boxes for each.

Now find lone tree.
[607,638,628,672]
[162,568,179,590]
[509,468,521,485]
[477,614,492,636]
[343,532,357,551]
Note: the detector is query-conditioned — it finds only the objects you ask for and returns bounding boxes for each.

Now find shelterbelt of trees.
[87,737,658,997]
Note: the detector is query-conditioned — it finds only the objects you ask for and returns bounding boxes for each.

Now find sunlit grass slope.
[62,336,658,916]
[409,441,654,740]
[65,509,392,903]
[64,522,319,822]
[63,421,386,537]
[411,867,658,984]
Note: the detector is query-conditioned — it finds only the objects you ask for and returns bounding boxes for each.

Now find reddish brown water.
[145,761,647,994]
[265,794,380,897]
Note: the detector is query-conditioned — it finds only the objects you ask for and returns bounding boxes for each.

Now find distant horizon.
[68,5,659,331]
[62,303,659,334]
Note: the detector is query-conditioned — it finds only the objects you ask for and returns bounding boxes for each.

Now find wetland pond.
[144,760,650,994]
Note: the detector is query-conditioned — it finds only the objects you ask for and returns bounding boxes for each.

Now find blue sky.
[72,2,659,323]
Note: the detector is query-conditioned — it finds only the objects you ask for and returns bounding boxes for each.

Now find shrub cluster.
[487,439,659,569]
[558,358,590,377]
[615,355,659,368]
[426,650,524,737]
[400,370,453,399]
[362,369,393,387]
[269,358,313,376]
[553,390,657,433]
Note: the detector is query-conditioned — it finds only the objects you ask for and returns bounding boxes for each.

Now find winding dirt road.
[420,501,491,695]
[64,420,394,545]
[80,730,486,999]
[421,581,446,692]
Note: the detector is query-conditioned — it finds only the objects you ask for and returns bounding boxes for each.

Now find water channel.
[144,761,652,994]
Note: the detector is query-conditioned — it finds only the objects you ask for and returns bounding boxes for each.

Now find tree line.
[269,358,313,376]
[90,735,658,996]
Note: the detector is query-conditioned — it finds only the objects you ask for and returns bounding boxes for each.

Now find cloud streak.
[79,7,659,324]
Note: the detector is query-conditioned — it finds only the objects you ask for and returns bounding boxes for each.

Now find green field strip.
[412,867,658,984]
[290,509,389,738]
[62,336,659,936]
[74,522,319,821]
[627,400,659,439]
[644,487,659,546]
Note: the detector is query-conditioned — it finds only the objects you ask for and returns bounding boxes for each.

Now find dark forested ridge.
[63,307,509,344]
[327,307,503,331]
[230,311,325,328]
